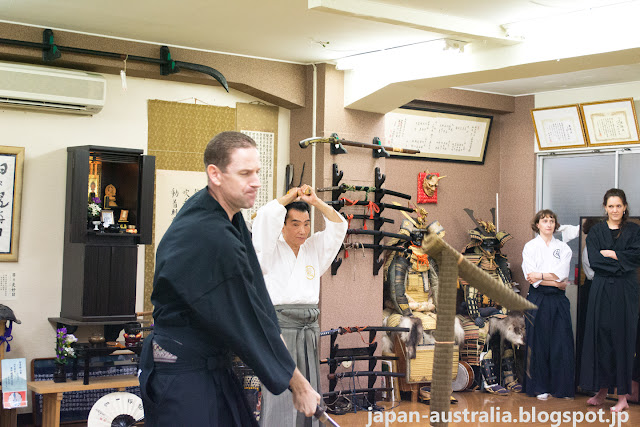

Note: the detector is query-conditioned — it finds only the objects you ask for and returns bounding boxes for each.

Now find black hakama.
[525,285,575,398]
[140,189,296,426]
[579,221,640,395]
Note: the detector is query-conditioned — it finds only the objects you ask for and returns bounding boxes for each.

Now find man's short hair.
[204,131,256,171]
[285,201,310,222]
[530,209,560,233]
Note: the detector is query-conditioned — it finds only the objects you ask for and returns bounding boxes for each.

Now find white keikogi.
[253,199,347,305]
[521,234,572,288]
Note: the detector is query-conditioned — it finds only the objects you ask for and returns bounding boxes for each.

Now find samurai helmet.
[0,304,20,324]
[463,208,512,250]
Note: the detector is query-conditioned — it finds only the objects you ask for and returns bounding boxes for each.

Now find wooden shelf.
[27,375,139,395]
[48,317,136,326]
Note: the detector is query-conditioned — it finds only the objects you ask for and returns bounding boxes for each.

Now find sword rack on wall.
[320,326,408,414]
[325,164,413,275]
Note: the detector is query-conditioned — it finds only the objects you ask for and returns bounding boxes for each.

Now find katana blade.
[315,405,341,427]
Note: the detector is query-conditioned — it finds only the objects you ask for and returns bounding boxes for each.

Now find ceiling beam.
[342,47,640,114]
[308,0,521,45]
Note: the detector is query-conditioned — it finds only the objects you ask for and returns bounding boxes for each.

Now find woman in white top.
[522,209,574,400]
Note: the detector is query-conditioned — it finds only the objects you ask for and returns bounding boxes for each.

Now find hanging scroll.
[384,107,492,164]
[240,130,274,225]
[154,169,206,255]
[0,146,24,262]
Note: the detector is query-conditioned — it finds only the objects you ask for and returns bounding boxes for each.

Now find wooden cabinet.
[60,146,154,322]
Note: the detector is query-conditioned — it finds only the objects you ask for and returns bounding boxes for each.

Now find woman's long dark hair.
[603,188,629,227]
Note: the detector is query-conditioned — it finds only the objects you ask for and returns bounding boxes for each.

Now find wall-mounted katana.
[341,212,394,224]
[328,371,405,380]
[328,199,415,213]
[317,183,411,200]
[299,133,419,156]
[347,228,416,242]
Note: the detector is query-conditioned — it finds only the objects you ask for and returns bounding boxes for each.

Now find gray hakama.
[260,305,320,427]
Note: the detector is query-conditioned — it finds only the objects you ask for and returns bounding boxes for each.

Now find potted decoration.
[87,197,102,231]
[53,327,77,383]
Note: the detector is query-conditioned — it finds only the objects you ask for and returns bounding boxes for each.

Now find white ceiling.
[1,0,640,103]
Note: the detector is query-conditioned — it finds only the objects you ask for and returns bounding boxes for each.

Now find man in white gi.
[253,184,347,427]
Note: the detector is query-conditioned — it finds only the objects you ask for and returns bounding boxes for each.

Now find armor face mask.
[481,238,500,251]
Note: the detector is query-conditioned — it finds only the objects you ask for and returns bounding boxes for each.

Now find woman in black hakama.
[580,188,640,413]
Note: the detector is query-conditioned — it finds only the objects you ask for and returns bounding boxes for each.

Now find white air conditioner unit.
[0,61,106,115]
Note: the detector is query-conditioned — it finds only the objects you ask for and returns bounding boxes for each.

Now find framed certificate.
[531,104,587,150]
[580,98,640,146]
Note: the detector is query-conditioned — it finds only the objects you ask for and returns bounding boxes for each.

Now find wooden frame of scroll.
[580,98,640,146]
[384,107,492,164]
[531,104,587,151]
[0,146,24,262]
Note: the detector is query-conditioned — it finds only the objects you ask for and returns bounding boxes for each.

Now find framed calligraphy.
[531,104,587,151]
[0,146,24,262]
[384,107,492,164]
[579,98,640,146]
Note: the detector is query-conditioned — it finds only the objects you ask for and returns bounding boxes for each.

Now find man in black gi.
[139,131,320,426]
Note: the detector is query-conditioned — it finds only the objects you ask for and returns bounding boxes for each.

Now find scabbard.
[328,199,414,213]
[317,184,411,200]
[347,228,413,241]
[341,243,409,254]
[320,355,399,364]
[340,213,394,224]
[320,326,409,336]
[322,387,392,397]
[328,371,406,380]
